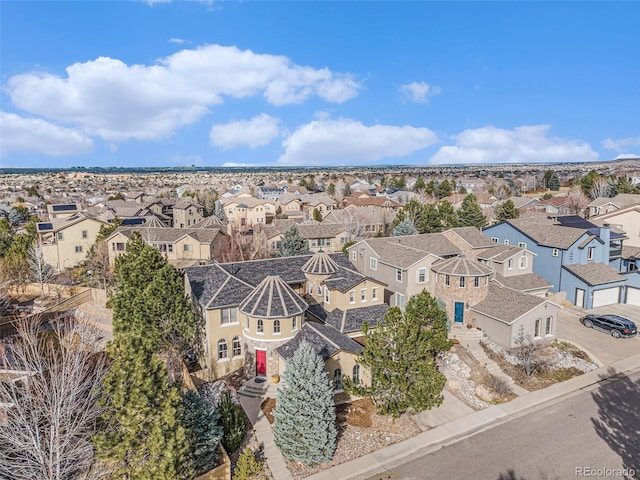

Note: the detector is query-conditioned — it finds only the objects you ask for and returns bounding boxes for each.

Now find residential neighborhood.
[2,160,640,480]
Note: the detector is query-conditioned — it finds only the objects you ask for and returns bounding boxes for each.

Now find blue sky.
[1,1,638,169]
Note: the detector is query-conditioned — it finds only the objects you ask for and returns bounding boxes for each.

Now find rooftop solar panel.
[37,223,53,231]
[51,204,78,212]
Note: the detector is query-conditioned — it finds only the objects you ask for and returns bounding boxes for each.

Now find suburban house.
[483,216,631,309]
[221,197,276,232]
[46,203,81,220]
[323,205,394,237]
[257,186,285,200]
[262,220,350,254]
[183,252,385,399]
[589,203,640,247]
[36,212,109,271]
[587,193,640,218]
[172,199,205,228]
[106,221,226,268]
[347,228,560,347]
[276,193,304,220]
[300,193,337,219]
[538,196,574,215]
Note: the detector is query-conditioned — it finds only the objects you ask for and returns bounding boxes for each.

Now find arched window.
[217,339,228,360]
[352,365,360,385]
[232,336,242,357]
[333,368,343,391]
[534,318,541,337]
[257,319,264,334]
[273,319,281,334]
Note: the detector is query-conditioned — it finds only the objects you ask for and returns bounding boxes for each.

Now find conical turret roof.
[239,274,308,318]
[301,251,340,275]
[432,254,493,276]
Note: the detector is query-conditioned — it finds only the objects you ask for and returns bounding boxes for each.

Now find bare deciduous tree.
[566,186,590,216]
[27,242,56,298]
[85,240,113,292]
[510,326,551,377]
[589,177,613,200]
[0,316,109,480]
[332,207,370,242]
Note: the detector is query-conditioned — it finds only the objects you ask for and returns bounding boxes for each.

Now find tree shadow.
[591,367,640,474]
[496,470,559,480]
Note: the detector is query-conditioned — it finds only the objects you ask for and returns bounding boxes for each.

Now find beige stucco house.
[36,213,109,271]
[221,197,276,232]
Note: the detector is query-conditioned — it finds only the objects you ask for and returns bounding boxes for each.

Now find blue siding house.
[483,216,628,309]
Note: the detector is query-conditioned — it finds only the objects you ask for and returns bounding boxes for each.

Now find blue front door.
[454,302,464,324]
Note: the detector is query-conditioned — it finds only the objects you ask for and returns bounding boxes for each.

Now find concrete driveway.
[557,305,640,366]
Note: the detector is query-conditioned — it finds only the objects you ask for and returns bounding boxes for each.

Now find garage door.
[592,287,620,308]
[626,287,640,306]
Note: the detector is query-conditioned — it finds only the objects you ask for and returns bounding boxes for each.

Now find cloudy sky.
[1,1,638,168]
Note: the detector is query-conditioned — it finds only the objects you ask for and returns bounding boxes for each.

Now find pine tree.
[416,203,442,233]
[233,448,263,480]
[494,199,520,222]
[456,194,487,228]
[413,176,426,192]
[94,336,190,479]
[218,391,246,454]
[313,208,323,222]
[437,201,458,230]
[392,199,425,229]
[277,225,309,257]
[547,171,561,191]
[435,179,452,199]
[182,390,223,476]
[392,218,418,236]
[326,183,336,196]
[342,183,352,197]
[273,341,337,466]
[346,290,452,418]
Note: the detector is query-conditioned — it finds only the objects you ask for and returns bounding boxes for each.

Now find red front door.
[256,350,267,376]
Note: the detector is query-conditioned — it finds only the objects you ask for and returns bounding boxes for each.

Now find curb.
[305,352,640,480]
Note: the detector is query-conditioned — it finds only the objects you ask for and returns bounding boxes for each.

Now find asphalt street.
[368,370,640,480]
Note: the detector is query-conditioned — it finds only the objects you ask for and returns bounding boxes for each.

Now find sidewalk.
[465,339,530,397]
[305,352,640,480]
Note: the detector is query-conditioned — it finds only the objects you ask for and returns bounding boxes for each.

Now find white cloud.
[399,81,441,104]
[222,162,269,167]
[6,44,361,143]
[429,125,598,164]
[278,116,438,166]
[602,136,640,154]
[209,114,281,149]
[614,153,639,160]
[169,37,188,44]
[0,111,93,157]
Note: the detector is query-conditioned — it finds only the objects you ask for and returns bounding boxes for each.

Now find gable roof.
[493,272,552,292]
[324,303,389,334]
[184,263,255,309]
[500,217,587,249]
[275,321,363,361]
[470,282,547,325]
[446,227,496,249]
[562,263,628,286]
[356,234,461,269]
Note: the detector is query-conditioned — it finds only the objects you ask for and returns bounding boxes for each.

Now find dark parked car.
[580,314,638,338]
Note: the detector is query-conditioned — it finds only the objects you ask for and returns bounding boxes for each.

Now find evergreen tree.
[392,219,418,236]
[342,183,352,197]
[312,208,323,222]
[342,240,355,257]
[94,336,190,479]
[346,290,451,418]
[326,183,336,196]
[417,203,443,233]
[233,448,263,480]
[494,199,520,222]
[273,341,337,466]
[547,171,561,191]
[435,179,452,199]
[392,199,425,229]
[277,225,309,257]
[456,194,487,228]
[218,391,246,454]
[182,390,223,476]
[438,201,458,230]
[213,200,227,223]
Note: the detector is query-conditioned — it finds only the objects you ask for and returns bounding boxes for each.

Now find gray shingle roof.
[113,226,221,243]
[504,217,587,249]
[447,227,496,248]
[275,321,363,361]
[239,274,308,318]
[471,282,546,324]
[301,251,340,275]
[493,272,553,292]
[431,255,493,276]
[184,263,255,309]
[562,263,627,286]
[323,268,369,292]
[324,304,389,334]
[360,233,461,269]
[476,245,526,263]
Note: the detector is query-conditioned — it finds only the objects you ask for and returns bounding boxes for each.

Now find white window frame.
[372,287,378,300]
[508,259,513,270]
[552,248,559,257]
[491,237,499,243]
[459,276,466,288]
[221,308,238,326]
[217,339,228,360]
[349,291,355,304]
[370,258,378,270]
[292,316,299,331]
[504,239,510,245]
[352,364,360,385]
[232,337,242,357]
[257,319,264,334]
[587,246,595,260]
[474,276,480,288]
[396,293,405,308]
[534,318,541,338]
[273,319,281,335]
[519,256,527,269]
[396,268,403,282]
[416,268,426,284]
[518,242,527,249]
[545,317,552,336]
[360,288,366,302]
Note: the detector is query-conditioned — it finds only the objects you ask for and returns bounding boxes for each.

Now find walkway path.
[239,384,293,480]
[465,339,530,396]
